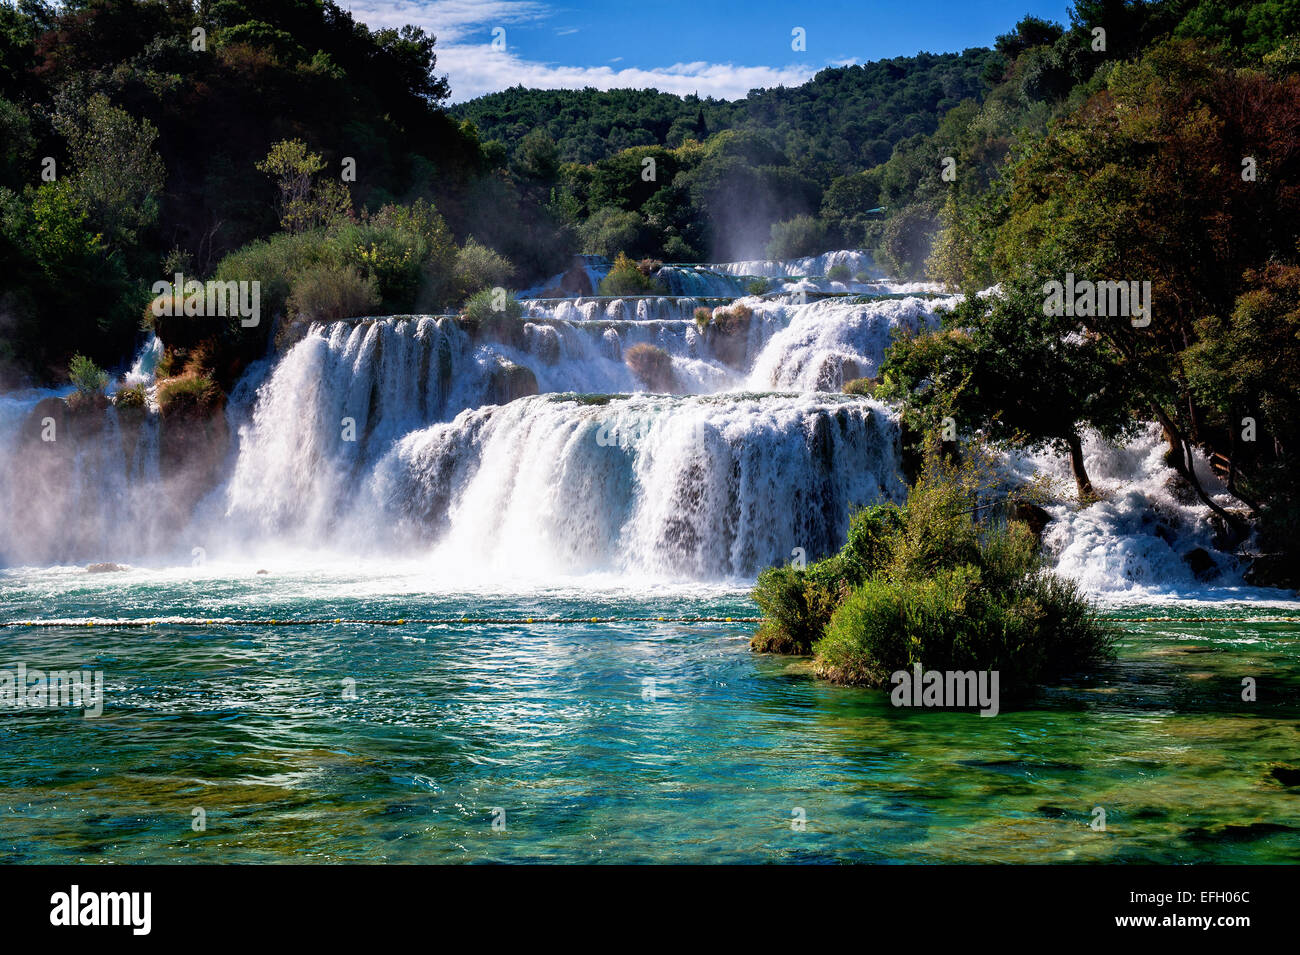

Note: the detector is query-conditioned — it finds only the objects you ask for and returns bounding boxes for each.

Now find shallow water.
[1,567,1297,863]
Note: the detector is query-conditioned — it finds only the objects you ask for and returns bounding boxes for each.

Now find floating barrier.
[0,616,764,628]
[0,614,1296,629]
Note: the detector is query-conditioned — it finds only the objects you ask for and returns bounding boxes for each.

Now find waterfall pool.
[1,566,1296,863]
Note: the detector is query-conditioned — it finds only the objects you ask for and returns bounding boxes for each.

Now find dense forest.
[452,50,995,170]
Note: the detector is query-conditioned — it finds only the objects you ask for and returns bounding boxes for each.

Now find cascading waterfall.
[310,393,905,578]
[0,251,1279,595]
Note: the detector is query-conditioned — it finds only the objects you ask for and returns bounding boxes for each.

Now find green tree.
[256,139,353,234]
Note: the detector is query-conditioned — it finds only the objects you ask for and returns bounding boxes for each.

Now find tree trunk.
[1150,405,1247,529]
[1066,431,1095,501]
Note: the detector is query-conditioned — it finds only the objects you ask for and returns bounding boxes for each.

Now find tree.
[256,138,353,234]
[882,278,1136,498]
[990,39,1300,522]
[52,90,166,253]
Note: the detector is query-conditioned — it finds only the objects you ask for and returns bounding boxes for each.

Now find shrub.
[68,353,108,395]
[746,278,771,295]
[453,238,515,300]
[827,263,851,282]
[766,214,827,260]
[462,287,523,322]
[156,372,220,416]
[663,235,697,261]
[844,377,876,396]
[752,450,1112,692]
[213,229,334,324]
[750,504,903,654]
[625,343,674,392]
[288,264,379,322]
[113,382,148,410]
[711,301,753,336]
[581,207,649,259]
[815,561,1108,692]
[694,306,713,333]
[599,252,665,296]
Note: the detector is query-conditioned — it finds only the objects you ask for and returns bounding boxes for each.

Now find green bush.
[826,263,851,282]
[287,264,379,322]
[598,252,665,296]
[454,238,515,300]
[843,377,876,397]
[462,287,523,322]
[213,230,335,324]
[752,451,1112,692]
[746,277,771,295]
[766,214,826,260]
[112,382,148,410]
[156,372,220,416]
[751,504,903,653]
[68,353,108,395]
[693,306,713,333]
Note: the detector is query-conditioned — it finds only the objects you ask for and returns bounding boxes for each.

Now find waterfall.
[232,392,905,578]
[0,250,1276,596]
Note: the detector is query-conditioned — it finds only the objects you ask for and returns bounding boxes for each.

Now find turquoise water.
[1,566,1297,863]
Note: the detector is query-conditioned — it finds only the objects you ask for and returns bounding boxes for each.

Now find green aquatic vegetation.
[754,449,1112,691]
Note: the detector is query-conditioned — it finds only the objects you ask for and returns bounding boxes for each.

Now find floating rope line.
[0,616,765,629]
[1104,616,1300,624]
[0,615,1297,629]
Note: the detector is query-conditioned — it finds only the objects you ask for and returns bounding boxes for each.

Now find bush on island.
[752,446,1112,693]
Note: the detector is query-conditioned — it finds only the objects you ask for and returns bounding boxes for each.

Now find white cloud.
[342,0,550,43]
[435,45,817,102]
[341,1,819,103]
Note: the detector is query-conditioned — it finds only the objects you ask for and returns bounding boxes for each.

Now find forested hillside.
[453,50,996,171]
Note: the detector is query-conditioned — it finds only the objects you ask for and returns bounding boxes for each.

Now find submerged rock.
[1181,547,1218,581]
[1008,501,1052,544]
[487,358,539,405]
[1270,765,1300,787]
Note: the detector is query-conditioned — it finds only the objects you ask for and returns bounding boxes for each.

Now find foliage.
[462,287,523,322]
[453,238,515,299]
[112,382,148,410]
[882,278,1137,497]
[766,215,827,261]
[753,451,1112,692]
[256,139,353,234]
[598,252,665,296]
[68,353,107,395]
[156,372,220,416]
[287,264,379,323]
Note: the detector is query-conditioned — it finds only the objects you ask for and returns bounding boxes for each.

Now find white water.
[0,252,1290,601]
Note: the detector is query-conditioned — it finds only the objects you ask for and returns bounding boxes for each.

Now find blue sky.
[343,1,1079,102]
